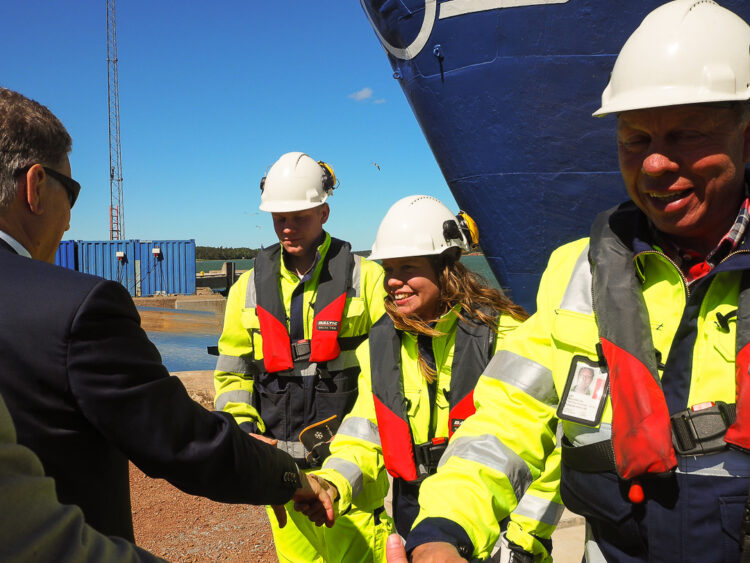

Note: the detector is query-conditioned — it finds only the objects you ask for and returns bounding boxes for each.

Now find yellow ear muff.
[318,161,337,192]
[457,211,479,246]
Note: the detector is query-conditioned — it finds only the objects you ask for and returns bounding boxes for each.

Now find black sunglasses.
[15,165,81,208]
[43,167,80,208]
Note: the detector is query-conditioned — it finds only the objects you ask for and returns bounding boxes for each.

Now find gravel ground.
[130,389,279,562]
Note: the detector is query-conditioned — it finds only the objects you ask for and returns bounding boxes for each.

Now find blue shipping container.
[136,240,196,296]
[54,240,76,270]
[77,240,138,296]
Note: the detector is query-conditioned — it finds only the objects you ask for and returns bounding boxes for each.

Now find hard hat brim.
[259,197,329,213]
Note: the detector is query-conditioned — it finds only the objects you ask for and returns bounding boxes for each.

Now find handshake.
[272,470,339,529]
[249,432,339,529]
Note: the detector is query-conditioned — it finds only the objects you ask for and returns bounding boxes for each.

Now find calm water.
[150,255,500,372]
[197,255,499,288]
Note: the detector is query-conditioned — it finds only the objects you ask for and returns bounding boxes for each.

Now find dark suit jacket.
[0,241,299,540]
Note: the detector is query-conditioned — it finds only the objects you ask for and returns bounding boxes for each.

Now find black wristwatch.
[283,463,303,490]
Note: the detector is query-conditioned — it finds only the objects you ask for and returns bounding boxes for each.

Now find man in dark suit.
[0,87,334,542]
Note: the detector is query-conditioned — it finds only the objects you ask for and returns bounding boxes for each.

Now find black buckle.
[413,438,448,480]
[291,340,311,361]
[671,401,732,456]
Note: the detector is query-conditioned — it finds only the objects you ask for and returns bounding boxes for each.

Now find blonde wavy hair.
[384,251,528,382]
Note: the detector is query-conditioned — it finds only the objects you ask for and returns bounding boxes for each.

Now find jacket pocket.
[551,308,599,355]
[240,308,264,355]
[719,495,745,553]
[341,297,367,334]
[255,378,289,437]
[560,465,647,554]
[315,370,359,421]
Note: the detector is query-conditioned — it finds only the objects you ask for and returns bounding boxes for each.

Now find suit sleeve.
[66,279,299,506]
[0,394,164,562]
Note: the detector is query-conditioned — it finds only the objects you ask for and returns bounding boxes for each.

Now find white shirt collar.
[0,230,31,258]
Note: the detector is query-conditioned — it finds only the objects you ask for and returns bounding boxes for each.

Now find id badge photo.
[556,355,609,427]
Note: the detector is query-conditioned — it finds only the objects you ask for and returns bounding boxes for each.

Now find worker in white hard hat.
[388,2,750,562]
[295,195,564,562]
[214,151,393,562]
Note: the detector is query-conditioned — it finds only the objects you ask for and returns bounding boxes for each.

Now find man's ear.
[23,164,46,215]
[320,203,330,225]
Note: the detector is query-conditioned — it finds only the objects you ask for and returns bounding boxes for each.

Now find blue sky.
[1,1,456,251]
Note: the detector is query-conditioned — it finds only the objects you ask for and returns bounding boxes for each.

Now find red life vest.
[369,311,496,482]
[589,203,750,480]
[254,238,352,373]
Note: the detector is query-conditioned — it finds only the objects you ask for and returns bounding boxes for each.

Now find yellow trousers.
[267,500,393,563]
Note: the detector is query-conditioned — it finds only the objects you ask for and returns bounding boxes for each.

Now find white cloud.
[349,87,373,101]
[373,98,386,104]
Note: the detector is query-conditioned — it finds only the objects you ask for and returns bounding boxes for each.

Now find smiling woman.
[309,195,562,561]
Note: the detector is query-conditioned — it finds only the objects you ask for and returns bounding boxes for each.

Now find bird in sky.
[372,162,381,171]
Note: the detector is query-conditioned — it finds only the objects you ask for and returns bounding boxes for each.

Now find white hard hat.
[259,151,337,212]
[369,195,479,261]
[594,0,750,117]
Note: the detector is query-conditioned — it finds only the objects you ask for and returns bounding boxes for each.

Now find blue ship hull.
[361,0,750,312]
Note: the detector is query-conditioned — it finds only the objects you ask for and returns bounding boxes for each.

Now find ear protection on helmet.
[259,163,271,193]
[318,161,338,193]
[442,211,479,248]
[457,211,479,247]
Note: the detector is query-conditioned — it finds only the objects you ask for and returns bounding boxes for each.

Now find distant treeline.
[196,246,260,260]
[196,246,481,260]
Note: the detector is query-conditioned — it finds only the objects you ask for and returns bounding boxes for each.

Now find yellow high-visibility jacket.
[410,216,750,561]
[315,305,563,560]
[214,233,386,462]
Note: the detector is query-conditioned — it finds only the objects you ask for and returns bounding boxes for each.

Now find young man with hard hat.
[214,151,392,562]
[388,1,750,561]
[304,195,564,562]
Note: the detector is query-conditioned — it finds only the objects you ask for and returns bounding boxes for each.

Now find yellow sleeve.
[410,256,568,559]
[314,343,387,513]
[213,272,263,431]
[359,257,386,326]
[497,314,564,561]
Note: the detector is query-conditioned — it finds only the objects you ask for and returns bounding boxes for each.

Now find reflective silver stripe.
[296,363,318,377]
[350,255,362,298]
[326,349,359,372]
[337,416,381,446]
[325,457,364,498]
[214,389,252,411]
[485,351,557,406]
[244,270,257,308]
[439,434,533,502]
[564,422,611,447]
[559,244,593,313]
[584,522,607,563]
[215,354,254,375]
[277,440,308,459]
[513,494,564,527]
[676,449,750,477]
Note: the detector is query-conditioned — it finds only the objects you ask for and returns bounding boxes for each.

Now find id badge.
[556,355,609,427]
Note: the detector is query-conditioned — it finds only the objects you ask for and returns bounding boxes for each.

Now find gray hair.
[0,88,71,211]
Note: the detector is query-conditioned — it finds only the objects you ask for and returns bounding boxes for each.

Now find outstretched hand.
[271,472,336,529]
[293,474,337,527]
